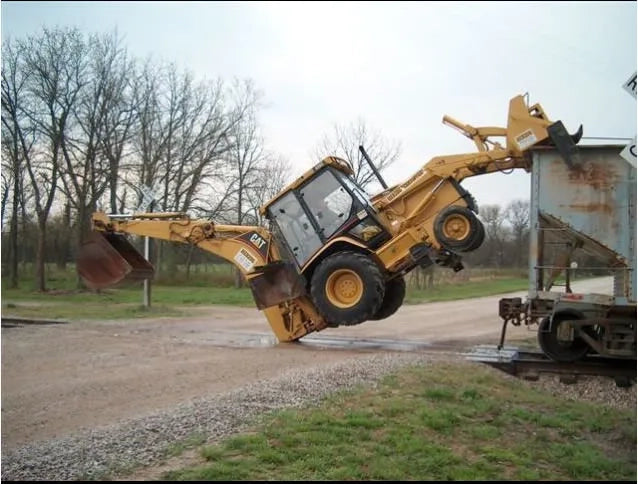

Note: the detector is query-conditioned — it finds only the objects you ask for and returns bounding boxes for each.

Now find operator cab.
[263,157,390,268]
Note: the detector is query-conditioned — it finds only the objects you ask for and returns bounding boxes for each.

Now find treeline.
[2,27,291,290]
[2,27,598,292]
[2,195,536,286]
[465,201,531,268]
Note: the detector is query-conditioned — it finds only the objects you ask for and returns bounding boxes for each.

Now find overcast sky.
[2,1,636,208]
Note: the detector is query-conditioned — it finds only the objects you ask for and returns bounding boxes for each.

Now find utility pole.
[137,186,157,309]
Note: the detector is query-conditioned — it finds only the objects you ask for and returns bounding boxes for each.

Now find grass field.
[404,277,528,303]
[1,265,529,320]
[148,362,636,481]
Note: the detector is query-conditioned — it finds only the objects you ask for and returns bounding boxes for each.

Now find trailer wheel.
[369,276,406,321]
[434,206,482,252]
[310,251,385,326]
[538,312,590,362]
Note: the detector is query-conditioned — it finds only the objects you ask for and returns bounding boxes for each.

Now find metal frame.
[500,145,636,359]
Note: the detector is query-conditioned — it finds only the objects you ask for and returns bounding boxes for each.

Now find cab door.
[268,192,322,266]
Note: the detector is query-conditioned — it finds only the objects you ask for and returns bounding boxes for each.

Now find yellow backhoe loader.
[77,94,583,342]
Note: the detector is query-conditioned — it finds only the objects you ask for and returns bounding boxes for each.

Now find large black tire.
[466,218,485,251]
[310,251,385,326]
[433,206,482,252]
[538,312,590,362]
[369,276,406,321]
[467,192,479,213]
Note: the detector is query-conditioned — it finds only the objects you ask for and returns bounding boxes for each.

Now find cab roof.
[259,156,354,216]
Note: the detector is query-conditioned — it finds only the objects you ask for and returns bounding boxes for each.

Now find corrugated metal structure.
[530,145,636,303]
[499,144,636,362]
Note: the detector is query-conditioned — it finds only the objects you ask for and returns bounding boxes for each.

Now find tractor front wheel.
[434,206,483,253]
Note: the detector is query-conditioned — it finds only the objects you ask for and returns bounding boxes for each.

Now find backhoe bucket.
[248,261,306,310]
[547,121,583,168]
[77,231,155,289]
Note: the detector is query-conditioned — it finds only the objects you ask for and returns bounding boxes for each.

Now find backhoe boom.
[79,211,329,342]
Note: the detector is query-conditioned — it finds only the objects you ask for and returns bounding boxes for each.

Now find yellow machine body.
[78,94,582,342]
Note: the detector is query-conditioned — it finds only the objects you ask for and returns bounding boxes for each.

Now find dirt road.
[0,277,615,451]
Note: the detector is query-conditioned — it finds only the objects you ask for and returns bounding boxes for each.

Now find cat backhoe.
[78,94,583,342]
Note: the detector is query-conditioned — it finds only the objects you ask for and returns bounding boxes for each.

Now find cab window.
[268,192,322,266]
[300,170,354,240]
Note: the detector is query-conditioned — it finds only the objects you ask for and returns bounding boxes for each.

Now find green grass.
[1,286,256,320]
[1,278,528,320]
[2,265,531,320]
[404,277,529,303]
[155,362,635,481]
[163,432,209,458]
[2,285,256,306]
[1,302,186,320]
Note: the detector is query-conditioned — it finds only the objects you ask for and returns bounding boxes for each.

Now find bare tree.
[313,118,401,191]
[97,33,138,214]
[155,63,191,212]
[3,27,278,288]
[2,37,38,287]
[130,58,164,208]
[129,64,260,275]
[122,59,167,275]
[165,76,249,215]
[18,27,88,291]
[245,154,292,226]
[505,199,530,267]
[1,39,22,285]
[225,113,265,224]
[480,204,509,267]
[59,31,134,280]
[222,91,268,287]
[131,65,249,212]
[0,170,10,228]
[158,67,229,274]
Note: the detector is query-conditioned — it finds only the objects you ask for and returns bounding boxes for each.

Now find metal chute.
[77,231,154,289]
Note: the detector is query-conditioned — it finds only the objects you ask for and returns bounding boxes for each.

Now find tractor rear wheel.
[310,251,385,326]
[370,276,406,321]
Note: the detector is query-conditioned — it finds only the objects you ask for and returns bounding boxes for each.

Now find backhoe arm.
[89,211,276,273]
[78,211,329,342]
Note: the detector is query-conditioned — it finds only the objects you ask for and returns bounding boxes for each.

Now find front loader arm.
[412,148,527,184]
[372,94,582,231]
[427,95,582,182]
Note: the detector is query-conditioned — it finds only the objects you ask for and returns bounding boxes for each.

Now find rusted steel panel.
[530,145,636,302]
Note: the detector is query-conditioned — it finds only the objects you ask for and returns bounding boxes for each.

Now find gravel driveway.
[2,276,634,480]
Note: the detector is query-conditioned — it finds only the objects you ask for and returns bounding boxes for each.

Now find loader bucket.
[77,231,155,289]
[547,121,583,168]
[247,261,306,310]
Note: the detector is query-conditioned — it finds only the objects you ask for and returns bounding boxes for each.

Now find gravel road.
[2,276,634,480]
